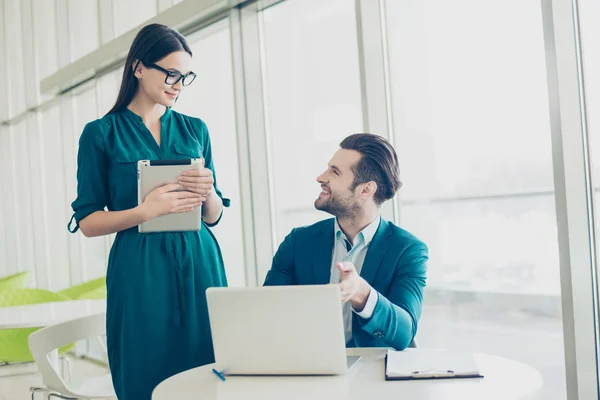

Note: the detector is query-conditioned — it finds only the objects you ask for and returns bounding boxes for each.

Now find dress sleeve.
[68,120,109,233]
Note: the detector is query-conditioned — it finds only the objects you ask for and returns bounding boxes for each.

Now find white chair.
[28,313,115,400]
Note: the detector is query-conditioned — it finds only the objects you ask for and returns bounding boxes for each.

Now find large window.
[175,21,246,287]
[386,1,565,398]
[260,0,363,243]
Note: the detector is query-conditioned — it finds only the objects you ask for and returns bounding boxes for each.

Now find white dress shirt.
[330,216,380,344]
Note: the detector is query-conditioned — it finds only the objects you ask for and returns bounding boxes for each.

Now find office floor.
[0,357,116,400]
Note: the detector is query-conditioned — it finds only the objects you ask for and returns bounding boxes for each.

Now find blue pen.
[212,368,226,381]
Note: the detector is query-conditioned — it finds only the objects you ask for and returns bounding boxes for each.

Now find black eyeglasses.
[140,61,197,86]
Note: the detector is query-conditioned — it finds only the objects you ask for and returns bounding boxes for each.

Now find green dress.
[68,107,230,400]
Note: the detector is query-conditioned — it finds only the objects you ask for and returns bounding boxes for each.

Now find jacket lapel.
[312,219,335,284]
[361,218,393,284]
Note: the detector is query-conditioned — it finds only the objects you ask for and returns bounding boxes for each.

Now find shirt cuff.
[353,287,378,319]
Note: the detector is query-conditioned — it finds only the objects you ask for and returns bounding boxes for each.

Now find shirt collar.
[334,216,381,246]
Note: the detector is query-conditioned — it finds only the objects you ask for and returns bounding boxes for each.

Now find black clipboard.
[384,353,484,381]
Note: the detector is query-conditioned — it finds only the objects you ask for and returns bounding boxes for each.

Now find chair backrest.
[28,313,106,393]
[0,271,30,291]
[0,288,69,308]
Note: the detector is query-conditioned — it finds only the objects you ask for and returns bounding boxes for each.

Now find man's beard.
[314,193,359,219]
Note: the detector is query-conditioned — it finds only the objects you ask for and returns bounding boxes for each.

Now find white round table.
[0,300,106,329]
[153,348,543,400]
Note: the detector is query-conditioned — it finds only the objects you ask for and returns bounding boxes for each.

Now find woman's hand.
[138,183,203,221]
[178,158,214,200]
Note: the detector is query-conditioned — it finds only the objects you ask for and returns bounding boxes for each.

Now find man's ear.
[360,181,377,199]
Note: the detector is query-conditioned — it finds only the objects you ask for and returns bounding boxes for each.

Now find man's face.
[314,148,362,218]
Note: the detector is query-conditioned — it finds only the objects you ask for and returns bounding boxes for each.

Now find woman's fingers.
[169,191,202,200]
[171,207,196,213]
[171,202,203,213]
[172,198,203,209]
[179,182,213,190]
[179,176,213,185]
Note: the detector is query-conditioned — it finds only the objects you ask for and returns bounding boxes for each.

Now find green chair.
[76,286,107,300]
[0,288,71,363]
[0,271,30,291]
[57,277,106,300]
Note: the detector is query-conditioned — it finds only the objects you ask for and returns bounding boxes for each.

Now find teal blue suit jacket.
[264,217,428,350]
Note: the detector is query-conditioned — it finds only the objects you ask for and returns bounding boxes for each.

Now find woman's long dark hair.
[106,23,192,115]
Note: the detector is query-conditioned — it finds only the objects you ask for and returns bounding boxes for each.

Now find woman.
[68,23,230,399]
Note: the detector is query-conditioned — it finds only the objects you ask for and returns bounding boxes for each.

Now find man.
[264,133,428,350]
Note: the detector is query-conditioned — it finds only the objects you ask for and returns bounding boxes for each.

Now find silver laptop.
[206,285,361,375]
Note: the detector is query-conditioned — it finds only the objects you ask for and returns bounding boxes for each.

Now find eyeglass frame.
[135,60,197,86]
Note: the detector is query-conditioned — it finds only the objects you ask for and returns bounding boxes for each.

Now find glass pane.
[113,0,157,37]
[0,126,6,270]
[97,69,122,116]
[4,0,26,116]
[11,121,36,279]
[261,0,363,243]
[67,0,99,61]
[579,0,600,233]
[174,22,246,287]
[25,114,50,288]
[40,105,72,290]
[578,0,600,378]
[33,0,58,80]
[385,1,565,399]
[0,126,18,275]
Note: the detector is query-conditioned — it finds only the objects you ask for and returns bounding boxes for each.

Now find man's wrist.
[351,278,372,312]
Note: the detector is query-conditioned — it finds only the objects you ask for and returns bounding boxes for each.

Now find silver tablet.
[137,159,203,233]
